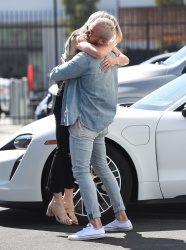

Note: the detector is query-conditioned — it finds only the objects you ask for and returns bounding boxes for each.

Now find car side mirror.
[182,108,186,117]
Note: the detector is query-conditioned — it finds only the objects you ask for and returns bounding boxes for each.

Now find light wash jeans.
[69,119,125,220]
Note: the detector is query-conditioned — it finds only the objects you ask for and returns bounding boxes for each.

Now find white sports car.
[0,74,186,223]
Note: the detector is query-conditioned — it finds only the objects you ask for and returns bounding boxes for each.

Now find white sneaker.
[68,223,105,241]
[104,219,133,232]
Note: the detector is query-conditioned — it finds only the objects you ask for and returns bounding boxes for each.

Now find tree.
[153,0,184,5]
[61,0,99,31]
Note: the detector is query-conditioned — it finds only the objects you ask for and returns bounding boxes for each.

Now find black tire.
[42,144,133,225]
[41,152,55,206]
[106,144,133,206]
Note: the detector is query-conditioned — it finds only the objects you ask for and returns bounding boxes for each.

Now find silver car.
[140,52,175,65]
[35,46,186,118]
[118,46,186,104]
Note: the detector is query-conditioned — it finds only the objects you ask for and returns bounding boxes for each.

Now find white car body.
[0,74,186,222]
[0,117,56,202]
[109,99,186,200]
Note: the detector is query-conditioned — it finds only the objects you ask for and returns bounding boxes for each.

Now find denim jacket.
[50,51,118,131]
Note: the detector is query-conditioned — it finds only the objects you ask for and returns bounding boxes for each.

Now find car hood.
[118,64,167,83]
[115,104,163,122]
[0,115,56,148]
[0,106,164,149]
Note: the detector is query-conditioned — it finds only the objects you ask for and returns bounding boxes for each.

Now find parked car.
[34,84,56,120]
[118,45,186,104]
[140,52,175,65]
[35,46,186,119]
[0,74,186,223]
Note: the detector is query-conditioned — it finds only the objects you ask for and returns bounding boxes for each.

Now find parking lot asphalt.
[1,203,186,250]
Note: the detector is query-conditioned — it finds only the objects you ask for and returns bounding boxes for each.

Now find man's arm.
[50,53,88,82]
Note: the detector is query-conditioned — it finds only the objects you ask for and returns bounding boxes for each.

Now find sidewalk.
[0,113,30,141]
[0,124,24,141]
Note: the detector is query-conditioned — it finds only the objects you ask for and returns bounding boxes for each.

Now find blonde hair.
[64,11,122,54]
[93,18,115,42]
[80,11,122,44]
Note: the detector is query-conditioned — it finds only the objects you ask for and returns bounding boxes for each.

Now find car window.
[130,74,186,111]
[164,46,186,66]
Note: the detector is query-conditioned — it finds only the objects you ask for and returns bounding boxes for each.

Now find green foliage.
[61,0,99,34]
[153,0,184,5]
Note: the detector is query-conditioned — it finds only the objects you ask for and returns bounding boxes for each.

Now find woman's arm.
[100,47,129,72]
[75,34,115,59]
[73,34,129,72]
[109,47,129,66]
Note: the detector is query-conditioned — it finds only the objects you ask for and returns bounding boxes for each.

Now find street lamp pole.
[116,0,120,18]
[54,0,58,65]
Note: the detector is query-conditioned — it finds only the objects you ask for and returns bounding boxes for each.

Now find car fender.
[107,106,164,200]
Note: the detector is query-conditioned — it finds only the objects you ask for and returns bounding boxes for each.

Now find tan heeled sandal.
[46,204,72,225]
[63,202,79,225]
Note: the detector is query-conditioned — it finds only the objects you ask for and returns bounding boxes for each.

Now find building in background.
[0,0,186,92]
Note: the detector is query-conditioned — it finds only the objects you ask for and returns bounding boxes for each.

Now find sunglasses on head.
[86,25,103,39]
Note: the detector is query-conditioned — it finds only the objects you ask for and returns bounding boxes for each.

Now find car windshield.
[130,74,186,111]
[163,46,186,66]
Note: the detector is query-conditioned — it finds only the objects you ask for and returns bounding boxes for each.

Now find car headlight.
[14,134,32,149]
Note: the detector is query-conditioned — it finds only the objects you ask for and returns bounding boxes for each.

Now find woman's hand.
[100,55,118,73]
[61,53,67,64]
[77,34,87,43]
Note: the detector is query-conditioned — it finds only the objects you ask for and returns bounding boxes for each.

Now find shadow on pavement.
[1,202,186,249]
